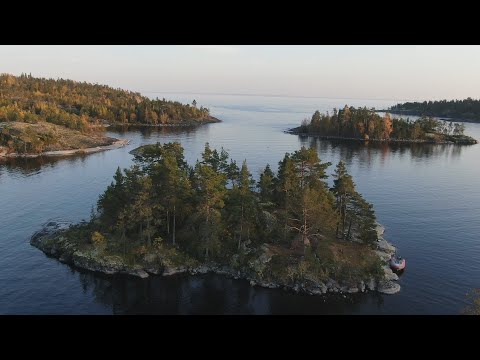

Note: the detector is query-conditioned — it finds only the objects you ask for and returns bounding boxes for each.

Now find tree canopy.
[96,142,379,263]
[0,73,214,132]
[390,98,480,122]
[296,105,472,143]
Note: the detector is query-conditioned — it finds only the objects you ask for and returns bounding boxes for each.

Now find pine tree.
[258,164,276,204]
[236,160,256,249]
[276,153,296,243]
[288,147,332,253]
[97,167,127,230]
[226,159,240,188]
[194,146,228,259]
[331,161,356,239]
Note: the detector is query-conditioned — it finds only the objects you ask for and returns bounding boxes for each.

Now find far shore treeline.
[0,73,214,130]
[389,98,480,122]
[292,105,477,144]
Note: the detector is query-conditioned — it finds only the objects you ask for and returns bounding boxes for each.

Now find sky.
[1,45,479,101]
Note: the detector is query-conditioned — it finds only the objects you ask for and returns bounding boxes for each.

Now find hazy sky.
[1,45,479,101]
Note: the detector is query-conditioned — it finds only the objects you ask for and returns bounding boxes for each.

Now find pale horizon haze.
[1,45,479,101]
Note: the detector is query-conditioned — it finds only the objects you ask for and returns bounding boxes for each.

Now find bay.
[1,93,479,314]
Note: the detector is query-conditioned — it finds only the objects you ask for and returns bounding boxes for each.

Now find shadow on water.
[109,124,208,138]
[75,269,387,315]
[0,154,91,176]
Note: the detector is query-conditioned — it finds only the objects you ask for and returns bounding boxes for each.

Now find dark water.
[1,94,480,314]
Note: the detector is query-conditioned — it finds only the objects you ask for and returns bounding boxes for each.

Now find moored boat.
[389,255,406,271]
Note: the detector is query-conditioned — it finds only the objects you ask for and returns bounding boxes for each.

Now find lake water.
[1,94,479,314]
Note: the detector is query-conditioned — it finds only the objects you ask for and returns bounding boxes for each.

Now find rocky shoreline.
[30,222,401,296]
[0,138,130,159]
[286,128,478,145]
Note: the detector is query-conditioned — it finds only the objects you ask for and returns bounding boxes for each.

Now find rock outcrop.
[377,280,401,295]
[372,223,401,294]
[31,221,403,296]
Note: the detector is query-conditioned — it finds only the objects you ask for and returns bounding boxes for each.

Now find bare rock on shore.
[126,267,149,278]
[366,278,377,291]
[162,265,188,276]
[377,238,396,254]
[383,266,399,281]
[377,280,401,294]
[31,221,404,296]
[375,250,392,262]
[375,223,385,237]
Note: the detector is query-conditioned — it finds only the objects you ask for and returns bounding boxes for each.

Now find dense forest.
[61,142,383,284]
[294,106,476,144]
[389,98,480,122]
[0,73,216,132]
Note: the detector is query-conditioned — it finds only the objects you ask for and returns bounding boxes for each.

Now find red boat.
[389,255,406,271]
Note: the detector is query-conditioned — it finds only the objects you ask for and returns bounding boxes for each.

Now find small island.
[31,142,401,295]
[385,98,480,123]
[288,106,477,144]
[0,73,220,157]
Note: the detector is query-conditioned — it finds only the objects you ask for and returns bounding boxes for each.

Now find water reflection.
[0,154,92,176]
[75,268,386,315]
[1,127,468,178]
[0,125,210,177]
[298,135,467,168]
[2,93,480,314]
[109,124,209,139]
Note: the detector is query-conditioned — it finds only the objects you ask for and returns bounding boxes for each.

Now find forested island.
[0,73,219,157]
[387,98,480,122]
[31,142,401,295]
[289,106,477,144]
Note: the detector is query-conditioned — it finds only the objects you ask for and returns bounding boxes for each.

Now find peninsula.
[288,106,477,144]
[0,73,220,157]
[0,121,129,158]
[31,142,401,295]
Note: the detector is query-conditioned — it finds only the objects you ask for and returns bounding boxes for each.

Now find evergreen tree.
[235,160,257,249]
[288,147,332,253]
[331,161,356,239]
[193,145,228,259]
[351,193,378,245]
[97,167,127,230]
[226,159,240,188]
[258,164,276,204]
[276,153,296,243]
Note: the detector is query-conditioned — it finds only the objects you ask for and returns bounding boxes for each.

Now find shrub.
[91,231,106,250]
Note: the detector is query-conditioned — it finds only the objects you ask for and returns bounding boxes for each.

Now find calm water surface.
[1,94,479,314]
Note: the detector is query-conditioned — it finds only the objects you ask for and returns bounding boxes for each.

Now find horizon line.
[139,90,410,102]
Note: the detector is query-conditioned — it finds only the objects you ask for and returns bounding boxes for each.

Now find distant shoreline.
[374,110,480,124]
